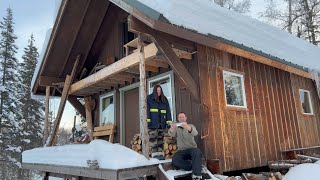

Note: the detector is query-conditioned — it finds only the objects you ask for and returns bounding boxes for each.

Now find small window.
[299,89,313,115]
[99,92,116,126]
[148,72,175,121]
[223,70,247,108]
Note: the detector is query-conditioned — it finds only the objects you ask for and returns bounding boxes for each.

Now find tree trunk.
[288,0,293,34]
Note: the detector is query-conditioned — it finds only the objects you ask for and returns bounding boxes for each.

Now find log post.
[84,96,94,141]
[138,34,150,159]
[47,55,80,146]
[43,86,50,144]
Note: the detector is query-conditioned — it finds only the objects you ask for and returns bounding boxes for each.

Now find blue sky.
[0,0,268,129]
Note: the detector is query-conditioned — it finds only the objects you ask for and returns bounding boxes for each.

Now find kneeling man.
[168,112,202,180]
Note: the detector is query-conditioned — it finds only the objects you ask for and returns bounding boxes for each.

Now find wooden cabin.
[25,0,320,178]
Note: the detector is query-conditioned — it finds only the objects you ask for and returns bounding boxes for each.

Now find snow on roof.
[283,163,320,180]
[136,0,320,72]
[22,140,161,169]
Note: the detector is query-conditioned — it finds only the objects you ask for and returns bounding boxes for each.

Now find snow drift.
[22,140,160,169]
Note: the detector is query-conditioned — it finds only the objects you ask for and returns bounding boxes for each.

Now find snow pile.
[22,140,160,169]
[135,0,320,72]
[283,163,320,180]
[316,160,320,165]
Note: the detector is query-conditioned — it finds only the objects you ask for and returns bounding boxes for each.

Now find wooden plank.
[152,35,200,102]
[39,76,65,87]
[67,96,86,118]
[92,130,114,137]
[263,65,278,161]
[117,165,158,179]
[69,43,158,95]
[138,34,150,159]
[44,86,50,144]
[94,125,115,132]
[281,145,320,152]
[47,56,80,146]
[23,163,118,179]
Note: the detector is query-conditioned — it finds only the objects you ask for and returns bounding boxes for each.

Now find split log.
[297,154,320,162]
[269,163,296,170]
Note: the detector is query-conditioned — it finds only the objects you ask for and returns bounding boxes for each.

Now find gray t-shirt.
[168,124,198,151]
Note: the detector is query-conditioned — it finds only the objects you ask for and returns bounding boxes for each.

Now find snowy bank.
[283,163,320,180]
[22,140,161,170]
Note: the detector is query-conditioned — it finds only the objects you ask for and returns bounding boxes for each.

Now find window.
[223,70,247,108]
[299,89,313,115]
[148,72,175,121]
[99,92,116,126]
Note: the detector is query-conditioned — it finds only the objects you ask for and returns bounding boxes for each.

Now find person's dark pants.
[172,148,202,176]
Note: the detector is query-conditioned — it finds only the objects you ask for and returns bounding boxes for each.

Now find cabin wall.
[197,44,320,172]
[290,74,320,149]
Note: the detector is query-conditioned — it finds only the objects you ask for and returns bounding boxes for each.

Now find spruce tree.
[0,8,22,179]
[17,34,44,179]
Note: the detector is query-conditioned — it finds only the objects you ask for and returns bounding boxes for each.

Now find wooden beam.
[39,76,65,87]
[132,64,159,72]
[146,55,169,68]
[67,96,86,118]
[152,35,200,102]
[46,56,80,146]
[138,34,150,159]
[43,86,50,144]
[69,43,158,95]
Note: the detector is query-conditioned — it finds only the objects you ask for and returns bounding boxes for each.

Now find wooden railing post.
[138,34,150,159]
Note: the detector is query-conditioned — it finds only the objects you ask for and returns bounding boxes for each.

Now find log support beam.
[84,96,95,141]
[68,96,86,118]
[46,56,80,146]
[138,34,150,159]
[128,15,200,102]
[43,86,50,144]
[152,35,200,102]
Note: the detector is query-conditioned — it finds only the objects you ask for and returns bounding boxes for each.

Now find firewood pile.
[242,172,283,180]
[130,134,177,159]
[131,134,142,154]
[162,136,177,159]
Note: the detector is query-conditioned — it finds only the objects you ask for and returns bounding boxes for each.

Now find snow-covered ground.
[23,140,164,170]
[283,160,320,180]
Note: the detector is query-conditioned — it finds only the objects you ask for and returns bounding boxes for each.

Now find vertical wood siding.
[197,44,320,172]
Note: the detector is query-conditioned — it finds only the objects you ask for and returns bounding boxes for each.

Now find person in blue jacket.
[147,84,172,160]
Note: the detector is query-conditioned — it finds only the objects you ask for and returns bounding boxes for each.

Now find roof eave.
[31,0,69,95]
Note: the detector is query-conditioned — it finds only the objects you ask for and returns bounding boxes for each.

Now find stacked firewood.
[162,136,177,159]
[242,172,283,180]
[131,134,142,154]
[130,134,178,159]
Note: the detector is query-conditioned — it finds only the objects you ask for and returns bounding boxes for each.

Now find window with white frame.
[299,89,313,115]
[223,70,247,108]
[99,92,115,126]
[148,72,175,121]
